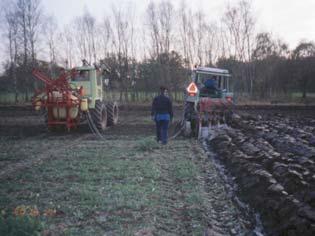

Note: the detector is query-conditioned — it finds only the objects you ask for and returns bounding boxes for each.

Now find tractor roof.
[194,67,230,76]
[75,66,95,71]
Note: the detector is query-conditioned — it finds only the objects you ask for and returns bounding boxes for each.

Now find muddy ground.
[0,105,315,235]
[206,106,315,235]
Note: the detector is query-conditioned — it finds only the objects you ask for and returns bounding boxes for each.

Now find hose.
[168,100,187,140]
[86,111,106,140]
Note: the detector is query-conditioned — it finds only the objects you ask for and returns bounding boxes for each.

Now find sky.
[42,0,315,49]
[1,0,315,72]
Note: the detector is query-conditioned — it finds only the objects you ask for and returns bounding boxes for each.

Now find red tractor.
[184,67,234,138]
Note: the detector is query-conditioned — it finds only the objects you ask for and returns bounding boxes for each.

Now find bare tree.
[222,0,255,61]
[292,41,315,99]
[16,0,28,68]
[158,1,173,54]
[195,10,207,65]
[1,0,19,102]
[100,17,112,59]
[25,0,43,63]
[178,0,189,67]
[73,9,97,64]
[177,3,196,67]
[111,4,136,101]
[186,9,197,66]
[1,0,44,100]
[222,0,256,95]
[204,23,218,66]
[59,25,75,68]
[45,15,57,64]
[146,1,160,57]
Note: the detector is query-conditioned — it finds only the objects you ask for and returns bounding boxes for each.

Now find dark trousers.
[155,120,169,144]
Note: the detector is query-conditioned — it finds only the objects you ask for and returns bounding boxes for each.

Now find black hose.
[86,111,106,140]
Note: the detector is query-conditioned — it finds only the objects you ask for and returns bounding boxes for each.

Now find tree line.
[0,0,314,103]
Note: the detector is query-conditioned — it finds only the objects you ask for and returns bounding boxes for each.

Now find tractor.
[183,66,234,138]
[32,62,119,134]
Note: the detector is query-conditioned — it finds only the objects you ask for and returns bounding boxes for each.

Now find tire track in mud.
[198,142,264,236]
[152,149,193,235]
[151,141,260,235]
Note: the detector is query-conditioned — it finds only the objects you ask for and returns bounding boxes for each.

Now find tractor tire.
[184,102,195,121]
[92,100,107,131]
[184,102,199,138]
[106,102,119,126]
[184,121,192,137]
[191,118,200,138]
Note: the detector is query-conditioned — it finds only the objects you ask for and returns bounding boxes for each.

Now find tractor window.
[220,77,225,89]
[218,76,222,89]
[97,73,101,86]
[223,77,227,90]
[197,74,211,85]
[197,73,218,87]
[74,70,90,82]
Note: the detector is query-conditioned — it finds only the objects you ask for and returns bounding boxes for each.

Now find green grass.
[2,89,315,105]
[136,137,160,152]
[0,92,32,104]
[291,92,315,98]
[0,215,43,236]
[0,131,212,235]
[0,91,185,104]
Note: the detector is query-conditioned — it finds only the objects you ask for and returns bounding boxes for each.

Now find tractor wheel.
[184,121,192,137]
[191,118,200,138]
[106,102,119,126]
[184,102,199,138]
[92,100,107,131]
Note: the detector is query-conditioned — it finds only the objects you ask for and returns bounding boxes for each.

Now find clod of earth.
[206,107,315,235]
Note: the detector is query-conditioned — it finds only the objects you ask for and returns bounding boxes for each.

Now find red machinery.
[199,97,233,126]
[32,69,84,131]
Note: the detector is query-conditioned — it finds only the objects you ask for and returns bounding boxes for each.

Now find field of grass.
[1,137,214,235]
[0,91,186,105]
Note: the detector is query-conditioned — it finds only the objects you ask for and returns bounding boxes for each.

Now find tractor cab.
[184,66,234,138]
[71,66,103,109]
[186,67,233,103]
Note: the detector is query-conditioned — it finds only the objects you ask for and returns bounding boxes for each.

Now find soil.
[206,106,315,235]
[1,104,315,235]
[0,104,259,235]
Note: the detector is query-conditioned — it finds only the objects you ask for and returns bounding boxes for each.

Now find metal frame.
[32,69,83,131]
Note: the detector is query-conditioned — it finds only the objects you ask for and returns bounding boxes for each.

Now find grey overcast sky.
[43,0,315,49]
[1,0,315,71]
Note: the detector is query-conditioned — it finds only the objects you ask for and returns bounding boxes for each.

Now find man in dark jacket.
[151,86,173,144]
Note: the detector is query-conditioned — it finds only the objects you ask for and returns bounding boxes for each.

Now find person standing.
[151,86,173,145]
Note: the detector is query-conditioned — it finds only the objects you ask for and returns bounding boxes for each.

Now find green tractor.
[70,64,119,131]
[32,62,119,133]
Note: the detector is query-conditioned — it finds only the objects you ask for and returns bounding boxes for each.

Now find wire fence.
[0,91,186,105]
[1,90,315,105]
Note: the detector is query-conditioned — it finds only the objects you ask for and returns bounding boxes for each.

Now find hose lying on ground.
[86,111,106,140]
